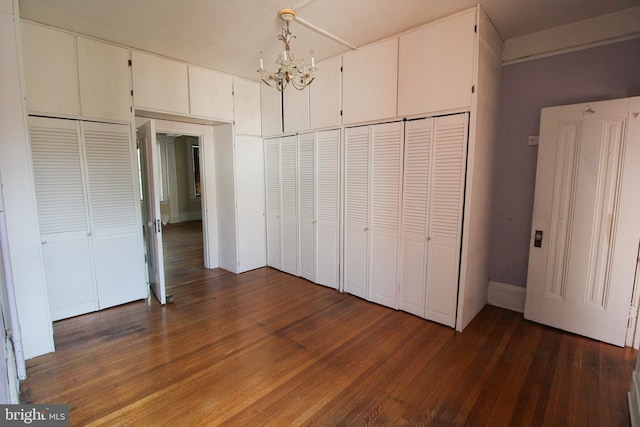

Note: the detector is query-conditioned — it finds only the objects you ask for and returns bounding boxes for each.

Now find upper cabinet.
[260,83,282,137]
[77,37,132,122]
[21,22,80,116]
[283,85,309,134]
[342,37,398,125]
[22,23,132,121]
[233,78,261,136]
[188,65,233,121]
[398,9,476,116]
[131,51,190,115]
[309,56,342,130]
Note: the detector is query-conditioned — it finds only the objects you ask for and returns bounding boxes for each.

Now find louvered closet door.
[264,138,282,270]
[369,122,404,308]
[344,126,370,299]
[280,135,299,275]
[82,121,146,309]
[298,132,315,281]
[29,116,97,321]
[399,118,433,317]
[425,113,469,327]
[315,129,340,288]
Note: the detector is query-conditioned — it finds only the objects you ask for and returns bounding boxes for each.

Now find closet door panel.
[264,138,282,269]
[425,114,468,327]
[344,126,370,298]
[280,135,298,275]
[298,133,315,281]
[28,117,96,320]
[82,121,146,309]
[399,118,433,317]
[315,129,340,288]
[369,122,403,308]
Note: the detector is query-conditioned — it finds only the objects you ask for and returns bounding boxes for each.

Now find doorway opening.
[136,118,217,306]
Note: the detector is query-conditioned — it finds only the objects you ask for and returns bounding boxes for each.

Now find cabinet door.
[344,126,370,298]
[284,86,310,133]
[315,129,340,289]
[310,56,342,130]
[21,22,80,116]
[280,135,299,276]
[425,113,468,327]
[131,51,189,114]
[398,9,476,116]
[188,66,234,121]
[264,138,282,269]
[28,117,96,320]
[399,118,433,317]
[261,84,282,137]
[342,38,398,125]
[82,121,146,309]
[298,132,315,281]
[235,136,267,273]
[233,78,262,136]
[369,122,403,308]
[77,37,132,122]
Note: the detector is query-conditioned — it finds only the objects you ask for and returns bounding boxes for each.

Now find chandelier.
[257,9,318,91]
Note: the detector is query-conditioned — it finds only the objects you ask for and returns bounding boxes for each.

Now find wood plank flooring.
[20,221,637,425]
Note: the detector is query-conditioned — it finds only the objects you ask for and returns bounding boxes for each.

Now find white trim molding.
[487,281,526,313]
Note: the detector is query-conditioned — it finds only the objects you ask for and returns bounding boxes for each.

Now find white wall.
[0,2,54,359]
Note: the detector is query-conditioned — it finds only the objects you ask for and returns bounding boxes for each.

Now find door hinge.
[131,89,134,97]
[340,110,343,116]
[128,59,132,66]
[340,66,343,72]
[474,24,477,33]
[144,254,148,263]
[630,305,637,319]
[471,85,475,94]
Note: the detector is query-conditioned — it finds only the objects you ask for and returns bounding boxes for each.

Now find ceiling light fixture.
[257,8,317,91]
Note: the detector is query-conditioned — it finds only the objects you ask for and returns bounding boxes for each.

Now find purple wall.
[490,38,640,287]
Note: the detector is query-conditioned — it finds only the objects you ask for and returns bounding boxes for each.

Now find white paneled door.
[315,129,341,288]
[525,98,640,346]
[298,132,315,282]
[369,122,404,308]
[138,120,166,305]
[280,135,299,276]
[264,138,282,270]
[344,126,370,299]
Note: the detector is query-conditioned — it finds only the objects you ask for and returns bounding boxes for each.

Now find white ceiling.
[17,0,640,80]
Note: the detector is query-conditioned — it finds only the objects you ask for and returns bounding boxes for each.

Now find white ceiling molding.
[502,6,640,64]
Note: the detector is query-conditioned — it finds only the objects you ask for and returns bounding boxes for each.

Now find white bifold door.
[344,121,404,308]
[398,114,469,327]
[264,135,298,275]
[297,129,341,288]
[29,116,147,320]
[525,97,640,346]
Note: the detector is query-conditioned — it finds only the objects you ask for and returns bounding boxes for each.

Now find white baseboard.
[487,281,526,313]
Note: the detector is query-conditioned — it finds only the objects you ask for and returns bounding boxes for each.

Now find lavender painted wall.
[490,38,640,288]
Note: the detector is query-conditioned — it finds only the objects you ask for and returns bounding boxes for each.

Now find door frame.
[136,117,219,270]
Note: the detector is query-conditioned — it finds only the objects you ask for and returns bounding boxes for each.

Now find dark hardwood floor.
[20,220,637,425]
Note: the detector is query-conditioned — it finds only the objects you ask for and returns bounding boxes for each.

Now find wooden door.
[399,118,433,317]
[264,138,282,270]
[344,126,370,299]
[315,129,341,289]
[298,132,315,281]
[425,114,469,327]
[369,122,404,308]
[280,135,299,276]
[525,98,640,346]
[138,120,166,305]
